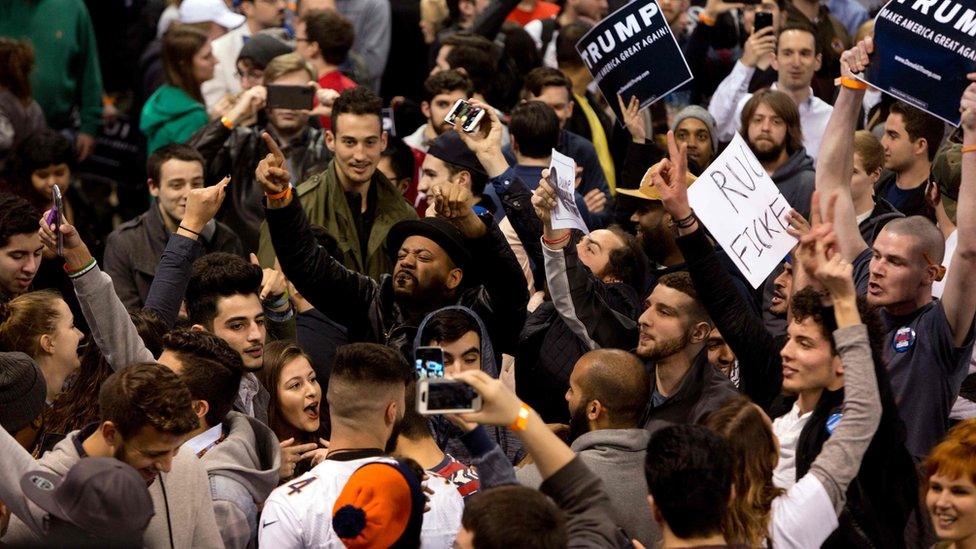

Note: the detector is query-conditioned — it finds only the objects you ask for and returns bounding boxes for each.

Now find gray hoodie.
[4,424,223,548]
[202,412,281,549]
[770,148,816,220]
[414,305,525,465]
[517,428,661,547]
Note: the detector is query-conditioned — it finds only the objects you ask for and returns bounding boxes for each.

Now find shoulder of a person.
[111,211,149,234]
[296,170,329,198]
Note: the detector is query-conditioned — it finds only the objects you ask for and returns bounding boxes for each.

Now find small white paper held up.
[548,149,589,234]
[687,133,797,288]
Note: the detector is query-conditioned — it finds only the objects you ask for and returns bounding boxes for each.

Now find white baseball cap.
[179,0,246,29]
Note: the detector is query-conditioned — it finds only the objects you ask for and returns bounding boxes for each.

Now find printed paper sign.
[856,0,976,125]
[688,134,797,288]
[548,149,589,233]
[574,0,693,121]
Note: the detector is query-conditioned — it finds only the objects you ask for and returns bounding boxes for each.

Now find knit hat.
[670,105,719,154]
[387,217,473,272]
[331,460,425,548]
[427,131,488,178]
[238,33,295,71]
[0,352,47,434]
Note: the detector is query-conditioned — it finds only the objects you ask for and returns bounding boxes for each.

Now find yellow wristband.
[698,12,716,26]
[963,144,976,155]
[835,76,868,90]
[220,116,235,130]
[508,403,531,432]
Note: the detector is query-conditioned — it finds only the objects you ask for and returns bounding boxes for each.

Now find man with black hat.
[0,352,47,452]
[0,450,154,547]
[257,131,529,361]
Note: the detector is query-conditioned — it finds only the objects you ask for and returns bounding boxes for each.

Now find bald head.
[882,216,945,265]
[575,349,650,428]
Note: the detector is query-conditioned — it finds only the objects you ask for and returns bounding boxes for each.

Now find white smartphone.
[443,99,486,133]
[417,378,483,415]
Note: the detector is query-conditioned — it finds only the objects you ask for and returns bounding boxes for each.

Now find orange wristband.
[220,116,235,130]
[963,144,976,154]
[835,76,868,90]
[266,186,292,201]
[698,12,716,26]
[509,403,531,431]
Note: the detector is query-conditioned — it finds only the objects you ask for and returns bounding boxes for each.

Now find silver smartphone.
[417,378,483,415]
[444,99,486,133]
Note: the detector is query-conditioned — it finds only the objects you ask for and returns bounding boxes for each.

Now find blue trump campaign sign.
[856,0,976,125]
[574,0,692,121]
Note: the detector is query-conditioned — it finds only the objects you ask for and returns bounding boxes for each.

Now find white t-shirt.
[258,456,463,548]
[769,474,839,548]
[772,402,812,489]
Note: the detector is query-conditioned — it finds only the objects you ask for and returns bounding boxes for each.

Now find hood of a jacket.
[570,428,650,455]
[412,305,498,378]
[201,412,281,503]
[141,85,203,134]
[771,148,815,182]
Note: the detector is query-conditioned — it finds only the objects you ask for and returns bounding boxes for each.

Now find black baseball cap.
[386,217,473,272]
[426,131,488,178]
[21,458,155,543]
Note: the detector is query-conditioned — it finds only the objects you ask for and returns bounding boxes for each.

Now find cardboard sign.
[856,0,976,125]
[548,149,589,233]
[574,0,693,121]
[688,134,797,288]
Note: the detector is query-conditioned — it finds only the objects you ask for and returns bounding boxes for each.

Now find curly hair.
[99,363,198,439]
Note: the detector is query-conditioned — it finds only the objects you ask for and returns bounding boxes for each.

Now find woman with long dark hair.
[140,24,215,153]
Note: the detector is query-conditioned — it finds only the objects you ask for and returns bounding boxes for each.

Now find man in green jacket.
[257,87,416,278]
[0,0,104,161]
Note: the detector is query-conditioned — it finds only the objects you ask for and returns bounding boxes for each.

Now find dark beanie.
[238,33,294,70]
[0,352,47,434]
[427,131,488,177]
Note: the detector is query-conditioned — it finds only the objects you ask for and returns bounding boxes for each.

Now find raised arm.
[941,73,976,346]
[258,133,379,332]
[816,39,872,262]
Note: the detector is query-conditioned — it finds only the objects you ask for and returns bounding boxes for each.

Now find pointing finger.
[261,132,285,165]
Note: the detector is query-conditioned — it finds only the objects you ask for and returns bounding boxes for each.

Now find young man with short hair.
[157,329,281,549]
[816,40,976,459]
[256,86,418,278]
[404,70,473,153]
[852,130,903,245]
[517,348,660,547]
[0,193,42,301]
[709,23,832,163]
[1,363,223,548]
[517,67,613,226]
[103,144,243,309]
[296,9,357,129]
[259,343,464,546]
[876,101,947,218]
[644,424,733,547]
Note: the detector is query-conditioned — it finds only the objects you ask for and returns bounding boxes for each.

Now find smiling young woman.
[924,421,976,549]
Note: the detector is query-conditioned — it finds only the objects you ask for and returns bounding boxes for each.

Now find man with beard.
[710,23,832,165]
[256,86,417,278]
[259,343,464,546]
[259,128,529,362]
[190,52,333,254]
[2,363,223,548]
[815,41,976,459]
[404,70,473,153]
[740,88,815,218]
[515,349,660,547]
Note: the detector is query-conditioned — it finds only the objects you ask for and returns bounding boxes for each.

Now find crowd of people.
[0,0,975,547]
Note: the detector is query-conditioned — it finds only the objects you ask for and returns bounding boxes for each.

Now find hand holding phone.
[444,99,486,133]
[417,378,483,415]
[753,11,773,33]
[51,186,63,256]
[266,84,315,110]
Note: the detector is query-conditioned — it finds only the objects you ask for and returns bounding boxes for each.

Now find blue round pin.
[891,326,916,353]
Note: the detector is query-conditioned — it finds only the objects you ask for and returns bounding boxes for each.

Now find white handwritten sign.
[548,149,589,233]
[688,133,797,288]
